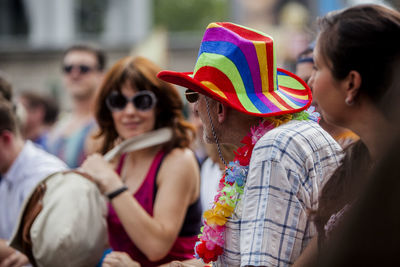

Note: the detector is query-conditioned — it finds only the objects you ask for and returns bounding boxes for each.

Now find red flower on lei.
[194,241,223,263]
[233,135,254,166]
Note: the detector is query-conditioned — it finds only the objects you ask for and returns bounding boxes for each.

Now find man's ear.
[0,130,12,145]
[217,102,228,123]
[344,70,362,106]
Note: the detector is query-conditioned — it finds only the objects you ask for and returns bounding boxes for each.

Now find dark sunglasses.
[185,89,199,103]
[106,90,157,112]
[62,64,96,74]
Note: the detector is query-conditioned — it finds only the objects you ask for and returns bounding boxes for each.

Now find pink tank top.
[107,150,199,266]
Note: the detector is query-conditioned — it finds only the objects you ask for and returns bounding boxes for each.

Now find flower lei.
[194,107,320,264]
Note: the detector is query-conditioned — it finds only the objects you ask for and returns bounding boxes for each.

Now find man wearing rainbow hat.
[159,22,342,266]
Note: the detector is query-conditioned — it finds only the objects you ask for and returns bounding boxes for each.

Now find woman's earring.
[345,98,354,106]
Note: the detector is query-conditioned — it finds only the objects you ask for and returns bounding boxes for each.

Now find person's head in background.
[18,90,59,142]
[296,45,359,148]
[62,44,106,104]
[295,47,314,85]
[0,73,13,102]
[0,72,27,128]
[94,56,194,154]
[0,98,23,174]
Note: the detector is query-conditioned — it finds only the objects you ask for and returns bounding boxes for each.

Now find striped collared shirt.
[215,120,343,267]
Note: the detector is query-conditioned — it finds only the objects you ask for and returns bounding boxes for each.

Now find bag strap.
[103,127,173,162]
[21,182,46,267]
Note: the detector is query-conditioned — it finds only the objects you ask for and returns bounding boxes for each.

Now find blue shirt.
[0,141,67,239]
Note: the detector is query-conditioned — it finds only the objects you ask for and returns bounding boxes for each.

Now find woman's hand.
[164,259,206,267]
[0,251,29,267]
[81,153,124,194]
[102,252,140,267]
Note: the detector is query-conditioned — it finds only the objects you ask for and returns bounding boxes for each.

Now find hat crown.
[157,22,311,117]
[193,22,279,114]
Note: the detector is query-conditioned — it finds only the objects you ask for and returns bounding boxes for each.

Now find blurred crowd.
[0,3,400,267]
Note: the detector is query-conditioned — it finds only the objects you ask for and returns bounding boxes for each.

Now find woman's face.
[110,82,156,140]
[308,41,348,126]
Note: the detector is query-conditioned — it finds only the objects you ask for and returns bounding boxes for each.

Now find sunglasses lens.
[106,92,127,111]
[63,65,73,73]
[133,92,155,111]
[185,90,199,103]
[63,64,93,74]
[79,65,91,74]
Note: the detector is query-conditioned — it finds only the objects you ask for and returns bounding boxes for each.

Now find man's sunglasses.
[106,90,157,112]
[185,89,199,103]
[62,64,97,74]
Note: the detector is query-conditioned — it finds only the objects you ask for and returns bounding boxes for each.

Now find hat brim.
[158,68,312,117]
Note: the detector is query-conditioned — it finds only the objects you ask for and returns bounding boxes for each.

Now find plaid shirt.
[215,120,343,267]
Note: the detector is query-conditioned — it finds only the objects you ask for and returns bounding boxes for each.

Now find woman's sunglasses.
[185,89,199,103]
[106,91,157,112]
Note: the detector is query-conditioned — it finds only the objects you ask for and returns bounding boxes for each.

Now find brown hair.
[0,74,13,102]
[94,56,195,154]
[20,91,59,125]
[0,97,18,134]
[314,4,400,245]
[63,44,107,71]
[314,135,400,266]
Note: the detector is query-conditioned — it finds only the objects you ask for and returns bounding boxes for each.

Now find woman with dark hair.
[81,56,202,266]
[311,2,400,242]
[293,4,400,266]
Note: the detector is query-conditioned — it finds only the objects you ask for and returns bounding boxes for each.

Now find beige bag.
[10,172,108,267]
[9,127,173,267]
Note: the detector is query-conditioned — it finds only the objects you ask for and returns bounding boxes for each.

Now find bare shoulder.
[163,147,198,166]
[158,147,199,184]
[158,148,200,203]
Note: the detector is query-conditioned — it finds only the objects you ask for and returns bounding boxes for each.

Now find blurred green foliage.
[154,0,229,31]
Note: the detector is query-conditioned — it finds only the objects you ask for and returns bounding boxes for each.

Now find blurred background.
[0,0,398,109]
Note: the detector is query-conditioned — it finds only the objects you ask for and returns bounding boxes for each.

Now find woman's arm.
[82,148,200,261]
[291,235,318,267]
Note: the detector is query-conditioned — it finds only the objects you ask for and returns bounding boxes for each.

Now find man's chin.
[203,133,216,144]
[71,90,95,101]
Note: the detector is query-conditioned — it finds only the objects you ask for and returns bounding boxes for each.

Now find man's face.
[62,50,102,101]
[193,95,219,144]
[296,61,314,85]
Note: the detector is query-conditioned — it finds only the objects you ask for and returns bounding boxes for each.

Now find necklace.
[194,107,320,264]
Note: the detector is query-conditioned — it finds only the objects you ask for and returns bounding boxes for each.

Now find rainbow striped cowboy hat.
[158,22,312,117]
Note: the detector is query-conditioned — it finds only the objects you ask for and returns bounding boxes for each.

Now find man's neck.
[25,125,46,141]
[223,112,260,147]
[72,96,94,117]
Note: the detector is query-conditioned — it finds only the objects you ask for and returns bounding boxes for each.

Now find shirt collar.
[3,141,32,183]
